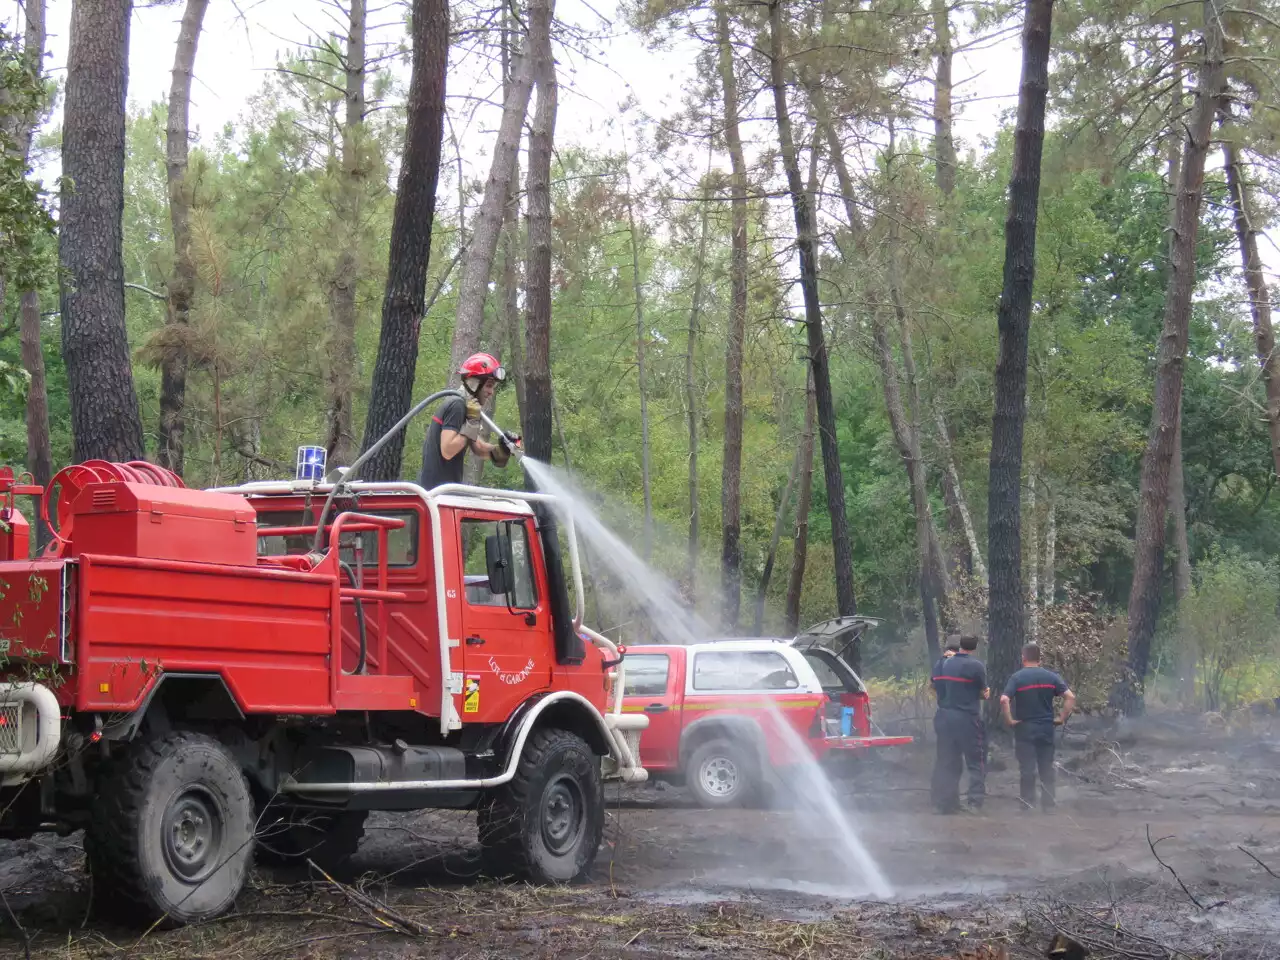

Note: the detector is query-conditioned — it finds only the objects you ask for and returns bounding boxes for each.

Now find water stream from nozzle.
[521,456,894,898]
[764,701,894,898]
[520,457,712,646]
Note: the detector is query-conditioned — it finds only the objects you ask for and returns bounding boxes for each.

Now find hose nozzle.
[479,410,524,460]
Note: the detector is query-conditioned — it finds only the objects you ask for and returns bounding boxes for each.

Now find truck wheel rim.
[699,756,738,797]
[162,787,224,883]
[540,773,584,855]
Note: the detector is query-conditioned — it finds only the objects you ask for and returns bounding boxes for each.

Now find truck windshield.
[256,509,419,567]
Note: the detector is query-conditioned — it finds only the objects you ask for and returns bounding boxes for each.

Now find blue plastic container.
[840,706,855,737]
[296,445,327,481]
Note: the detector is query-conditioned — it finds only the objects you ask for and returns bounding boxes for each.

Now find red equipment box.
[69,482,258,566]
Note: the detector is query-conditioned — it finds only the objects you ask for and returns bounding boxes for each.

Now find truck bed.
[0,555,339,714]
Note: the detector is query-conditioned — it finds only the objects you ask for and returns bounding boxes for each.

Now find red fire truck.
[0,394,646,928]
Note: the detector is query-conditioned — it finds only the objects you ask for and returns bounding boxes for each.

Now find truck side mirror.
[484,532,511,597]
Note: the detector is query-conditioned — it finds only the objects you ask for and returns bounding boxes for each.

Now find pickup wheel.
[255,803,367,876]
[685,738,757,809]
[85,731,254,928]
[477,728,603,884]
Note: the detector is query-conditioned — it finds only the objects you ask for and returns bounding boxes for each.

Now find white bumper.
[0,683,62,785]
[603,712,648,783]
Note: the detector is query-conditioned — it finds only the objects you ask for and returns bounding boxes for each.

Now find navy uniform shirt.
[932,652,987,713]
[417,396,468,490]
[1003,665,1068,724]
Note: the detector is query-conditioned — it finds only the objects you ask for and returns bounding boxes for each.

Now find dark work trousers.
[1014,722,1056,809]
[931,708,986,812]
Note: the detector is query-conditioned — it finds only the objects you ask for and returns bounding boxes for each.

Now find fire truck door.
[458,514,553,722]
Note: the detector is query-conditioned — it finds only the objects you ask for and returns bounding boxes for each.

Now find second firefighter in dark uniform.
[930,635,988,813]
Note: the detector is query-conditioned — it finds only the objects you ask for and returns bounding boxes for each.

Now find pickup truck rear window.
[623,654,670,696]
[692,650,799,692]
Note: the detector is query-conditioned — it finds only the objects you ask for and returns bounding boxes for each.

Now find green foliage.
[0,25,55,293]
[1177,547,1280,712]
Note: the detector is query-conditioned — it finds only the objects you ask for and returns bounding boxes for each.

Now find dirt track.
[2,713,1279,958]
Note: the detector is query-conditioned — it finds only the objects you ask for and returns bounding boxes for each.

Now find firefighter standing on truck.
[1001,643,1076,812]
[930,634,989,814]
[418,352,521,490]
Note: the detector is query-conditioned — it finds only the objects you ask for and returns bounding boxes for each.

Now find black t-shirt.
[417,396,468,490]
[932,652,987,713]
[1003,665,1068,724]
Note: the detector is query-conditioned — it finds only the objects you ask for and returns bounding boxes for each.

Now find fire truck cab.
[0,441,646,928]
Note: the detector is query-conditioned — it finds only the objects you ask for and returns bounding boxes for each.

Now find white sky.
[15,0,1276,283]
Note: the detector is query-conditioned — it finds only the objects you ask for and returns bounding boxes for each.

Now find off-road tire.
[254,803,367,876]
[84,731,255,928]
[685,738,758,809]
[477,728,603,884]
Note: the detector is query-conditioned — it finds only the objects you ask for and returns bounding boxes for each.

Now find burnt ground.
[2,712,1280,959]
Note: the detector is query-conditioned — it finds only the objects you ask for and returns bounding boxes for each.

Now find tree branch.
[125,282,168,300]
[1238,844,1280,878]
[1147,825,1228,910]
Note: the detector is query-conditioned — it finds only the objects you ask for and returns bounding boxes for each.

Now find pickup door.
[623,650,683,770]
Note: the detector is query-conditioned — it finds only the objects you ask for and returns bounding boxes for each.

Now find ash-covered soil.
[2,712,1279,958]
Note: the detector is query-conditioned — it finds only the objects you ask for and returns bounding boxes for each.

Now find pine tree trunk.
[932,0,956,197]
[686,189,711,593]
[1042,493,1056,605]
[716,2,747,629]
[358,0,448,481]
[156,0,209,477]
[936,407,987,584]
[500,4,525,432]
[14,1,51,543]
[624,161,654,559]
[448,16,535,383]
[769,0,858,638]
[523,0,557,464]
[324,0,365,467]
[1027,472,1039,639]
[1223,141,1280,481]
[1116,0,1224,715]
[891,249,952,610]
[60,0,145,464]
[873,313,941,662]
[785,374,816,634]
[755,440,802,635]
[987,0,1054,716]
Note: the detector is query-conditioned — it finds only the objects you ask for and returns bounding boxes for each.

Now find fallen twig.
[0,885,31,960]
[1237,844,1280,879]
[307,858,427,935]
[1145,825,1228,912]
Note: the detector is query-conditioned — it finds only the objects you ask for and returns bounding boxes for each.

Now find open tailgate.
[823,734,914,751]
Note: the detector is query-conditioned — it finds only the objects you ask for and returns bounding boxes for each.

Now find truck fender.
[679,714,769,770]
[103,673,244,741]
[497,692,614,769]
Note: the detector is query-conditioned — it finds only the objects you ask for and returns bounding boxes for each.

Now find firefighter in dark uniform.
[418,352,520,490]
[1001,643,1076,812]
[930,634,989,814]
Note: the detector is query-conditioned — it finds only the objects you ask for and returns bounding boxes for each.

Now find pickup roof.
[622,618,912,808]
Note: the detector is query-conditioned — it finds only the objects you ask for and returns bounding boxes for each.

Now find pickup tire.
[255,803,367,876]
[477,728,603,884]
[85,731,254,928]
[685,738,758,808]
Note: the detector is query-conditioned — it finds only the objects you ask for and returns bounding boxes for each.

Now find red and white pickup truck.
[622,618,913,807]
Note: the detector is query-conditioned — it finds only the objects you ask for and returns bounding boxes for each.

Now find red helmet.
[459,352,506,383]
